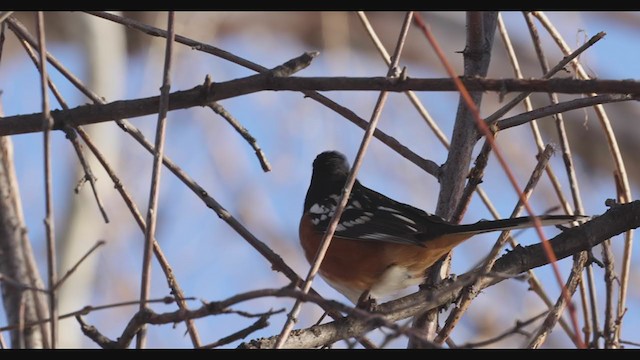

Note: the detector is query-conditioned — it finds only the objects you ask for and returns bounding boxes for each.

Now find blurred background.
[0,11,639,348]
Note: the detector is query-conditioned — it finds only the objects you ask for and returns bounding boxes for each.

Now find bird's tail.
[451,215,585,235]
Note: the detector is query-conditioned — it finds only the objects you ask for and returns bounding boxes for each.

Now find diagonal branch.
[241,200,640,348]
[136,11,175,349]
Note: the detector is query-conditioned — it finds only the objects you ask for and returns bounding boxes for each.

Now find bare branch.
[274,11,414,348]
[14,26,110,224]
[1,77,639,138]
[242,201,640,348]
[459,311,548,348]
[495,95,632,132]
[35,11,57,349]
[199,313,272,349]
[436,144,555,344]
[52,240,105,291]
[136,11,175,349]
[84,11,438,178]
[532,11,634,346]
[207,101,271,172]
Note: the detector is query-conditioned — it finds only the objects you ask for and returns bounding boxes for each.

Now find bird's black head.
[303,151,351,213]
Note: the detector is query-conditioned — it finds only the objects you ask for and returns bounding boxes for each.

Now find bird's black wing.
[306,181,455,246]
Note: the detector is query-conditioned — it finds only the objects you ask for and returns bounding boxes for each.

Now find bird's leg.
[313,311,329,326]
[356,289,377,312]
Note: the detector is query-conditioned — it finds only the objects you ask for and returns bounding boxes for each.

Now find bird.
[299,150,581,304]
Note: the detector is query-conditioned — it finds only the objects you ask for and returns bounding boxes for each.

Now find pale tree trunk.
[56,11,126,348]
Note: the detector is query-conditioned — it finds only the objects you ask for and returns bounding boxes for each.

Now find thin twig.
[53,240,105,291]
[207,101,271,172]
[524,12,593,348]
[13,26,110,224]
[601,173,625,348]
[485,29,606,124]
[436,145,555,344]
[495,95,632,131]
[0,296,188,333]
[533,11,633,347]
[620,339,640,347]
[459,311,548,348]
[36,11,57,349]
[274,11,414,349]
[65,125,110,223]
[355,18,564,337]
[11,19,348,332]
[355,17,575,344]
[527,252,588,348]
[0,273,49,293]
[136,11,175,349]
[83,11,439,177]
[9,19,203,347]
[584,265,600,348]
[577,271,591,345]
[356,11,449,147]
[602,236,619,349]
[243,202,640,348]
[6,15,372,346]
[76,124,205,347]
[412,11,500,346]
[199,314,271,349]
[495,13,578,343]
[415,11,586,348]
[77,287,436,349]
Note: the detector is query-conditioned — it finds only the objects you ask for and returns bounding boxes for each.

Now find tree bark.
[0,136,50,348]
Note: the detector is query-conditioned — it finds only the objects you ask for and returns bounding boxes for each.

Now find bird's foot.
[355,290,378,312]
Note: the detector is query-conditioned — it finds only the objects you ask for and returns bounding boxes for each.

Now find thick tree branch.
[240,200,640,348]
[1,77,639,137]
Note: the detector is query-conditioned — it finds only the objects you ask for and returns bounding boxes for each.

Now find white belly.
[322,265,423,304]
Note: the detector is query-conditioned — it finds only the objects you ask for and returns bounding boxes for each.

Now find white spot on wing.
[378,206,400,213]
[309,204,325,214]
[352,200,362,209]
[360,233,389,240]
[336,224,347,232]
[311,218,320,225]
[391,213,417,225]
[404,225,418,232]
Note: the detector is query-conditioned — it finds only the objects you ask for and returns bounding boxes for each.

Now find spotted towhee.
[299,150,580,304]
